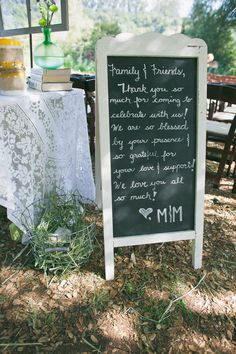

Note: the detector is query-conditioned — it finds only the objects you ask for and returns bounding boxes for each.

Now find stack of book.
[28,67,73,92]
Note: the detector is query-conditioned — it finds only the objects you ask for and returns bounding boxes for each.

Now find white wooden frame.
[96,33,207,280]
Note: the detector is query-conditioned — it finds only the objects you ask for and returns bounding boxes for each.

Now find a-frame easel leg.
[104,236,115,280]
[192,234,203,269]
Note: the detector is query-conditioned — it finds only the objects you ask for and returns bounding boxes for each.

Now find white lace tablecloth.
[0,88,95,231]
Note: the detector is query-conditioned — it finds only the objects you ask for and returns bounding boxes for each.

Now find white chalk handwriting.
[108,64,140,81]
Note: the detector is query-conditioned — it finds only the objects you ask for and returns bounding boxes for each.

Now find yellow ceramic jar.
[0,38,25,93]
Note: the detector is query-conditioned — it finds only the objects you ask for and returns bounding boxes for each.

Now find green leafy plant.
[23,192,97,276]
[36,0,58,27]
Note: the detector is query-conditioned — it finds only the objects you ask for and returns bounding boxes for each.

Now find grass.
[24,192,97,276]
[161,263,179,284]
[0,294,8,303]
[91,290,110,313]
[122,280,146,301]
[175,299,197,326]
[27,305,42,332]
[27,304,58,328]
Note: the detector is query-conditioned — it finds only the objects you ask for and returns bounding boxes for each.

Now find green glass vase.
[34,27,64,69]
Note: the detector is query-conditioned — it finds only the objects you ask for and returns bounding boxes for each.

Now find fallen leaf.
[72,290,78,298]
[67,330,74,339]
[130,252,136,265]
[88,322,93,330]
[90,334,99,344]
[38,336,48,343]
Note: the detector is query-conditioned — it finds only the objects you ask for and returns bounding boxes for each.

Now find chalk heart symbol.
[139,208,153,219]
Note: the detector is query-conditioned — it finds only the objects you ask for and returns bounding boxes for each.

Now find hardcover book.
[28,78,73,92]
[30,73,71,83]
[31,67,71,76]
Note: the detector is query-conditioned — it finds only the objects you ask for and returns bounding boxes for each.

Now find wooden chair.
[70,74,96,155]
[207,83,236,122]
[206,84,236,189]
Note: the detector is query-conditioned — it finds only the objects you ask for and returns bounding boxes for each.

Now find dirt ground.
[0,173,235,353]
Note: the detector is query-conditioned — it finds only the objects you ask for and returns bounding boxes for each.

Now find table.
[0,88,95,232]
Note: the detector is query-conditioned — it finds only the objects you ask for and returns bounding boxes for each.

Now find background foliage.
[62,0,184,72]
[182,0,236,74]
[60,0,236,74]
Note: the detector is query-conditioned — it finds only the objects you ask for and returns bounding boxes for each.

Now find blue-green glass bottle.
[34,27,64,69]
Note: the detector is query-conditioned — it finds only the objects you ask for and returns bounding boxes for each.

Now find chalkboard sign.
[96,33,207,280]
[108,56,197,237]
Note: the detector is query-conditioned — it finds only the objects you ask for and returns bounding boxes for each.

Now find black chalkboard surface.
[108,56,197,237]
